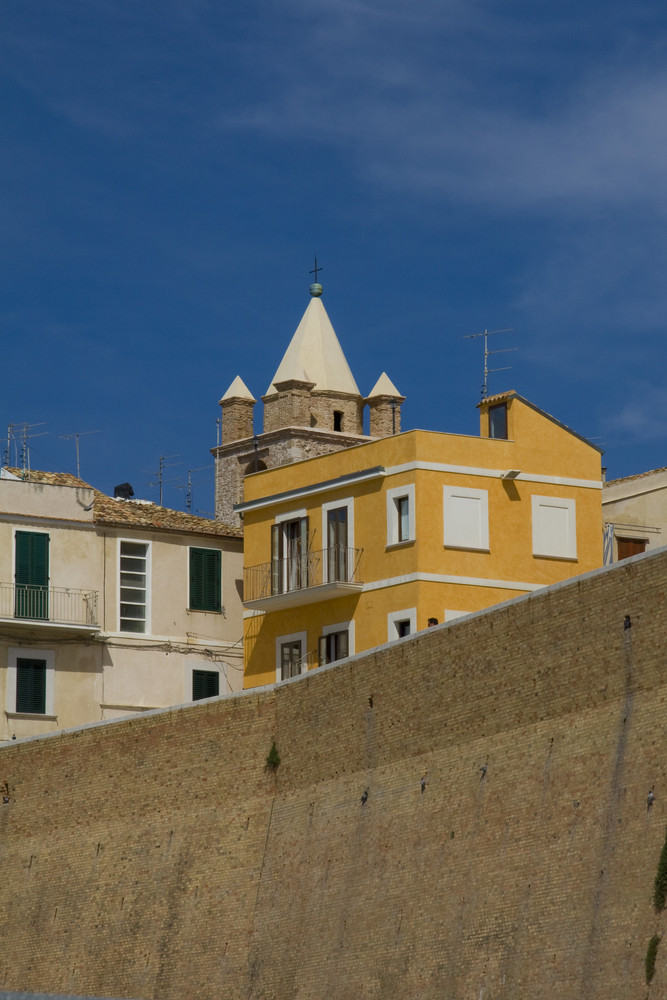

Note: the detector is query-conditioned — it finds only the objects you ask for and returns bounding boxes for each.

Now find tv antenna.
[5,422,48,473]
[59,430,100,479]
[463,328,516,399]
[176,465,213,513]
[147,454,181,506]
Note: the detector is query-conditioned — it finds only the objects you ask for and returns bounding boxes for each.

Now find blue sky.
[2,0,667,513]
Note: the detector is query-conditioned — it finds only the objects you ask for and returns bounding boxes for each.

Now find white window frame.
[444,609,470,622]
[321,619,355,661]
[531,496,577,560]
[6,646,55,717]
[274,507,308,525]
[321,497,354,580]
[443,485,489,551]
[386,484,415,546]
[387,607,417,642]
[118,539,151,634]
[275,630,308,683]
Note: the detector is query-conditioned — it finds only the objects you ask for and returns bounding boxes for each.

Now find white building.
[0,468,244,741]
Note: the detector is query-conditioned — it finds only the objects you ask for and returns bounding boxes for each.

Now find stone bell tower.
[212,281,405,526]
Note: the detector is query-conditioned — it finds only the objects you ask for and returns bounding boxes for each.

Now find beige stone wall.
[308,391,364,434]
[220,398,255,444]
[1,550,666,998]
[368,397,402,436]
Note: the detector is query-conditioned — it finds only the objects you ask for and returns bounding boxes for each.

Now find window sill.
[533,554,578,562]
[187,608,223,615]
[443,545,491,553]
[5,712,57,721]
[386,540,415,551]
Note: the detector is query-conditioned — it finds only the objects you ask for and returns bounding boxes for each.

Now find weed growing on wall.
[265,742,281,771]
[645,934,660,984]
[653,828,667,911]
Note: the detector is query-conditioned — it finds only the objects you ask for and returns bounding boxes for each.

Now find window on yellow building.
[319,628,349,665]
[326,506,348,582]
[387,484,415,546]
[276,630,308,681]
[443,486,489,551]
[488,403,508,439]
[531,496,577,560]
[271,516,309,594]
[388,607,417,641]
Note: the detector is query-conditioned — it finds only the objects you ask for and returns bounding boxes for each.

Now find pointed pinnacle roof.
[367,372,403,399]
[266,295,361,396]
[220,375,256,402]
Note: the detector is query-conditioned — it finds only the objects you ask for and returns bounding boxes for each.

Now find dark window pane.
[193,670,220,700]
[16,658,46,714]
[488,403,508,439]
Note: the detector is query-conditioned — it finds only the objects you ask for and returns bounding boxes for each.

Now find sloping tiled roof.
[605,466,667,487]
[5,469,241,539]
[92,491,241,538]
[6,468,91,488]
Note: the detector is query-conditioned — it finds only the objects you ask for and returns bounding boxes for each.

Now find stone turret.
[219,376,256,444]
[366,373,405,437]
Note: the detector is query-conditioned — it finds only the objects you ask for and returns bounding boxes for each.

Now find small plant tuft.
[653,828,667,911]
[646,934,660,984]
[265,742,281,771]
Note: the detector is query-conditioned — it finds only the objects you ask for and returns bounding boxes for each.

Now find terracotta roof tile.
[5,468,241,539]
[6,468,91,488]
[605,466,667,486]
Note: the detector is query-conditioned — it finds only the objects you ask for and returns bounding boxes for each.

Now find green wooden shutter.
[190,549,221,611]
[193,669,220,700]
[15,532,49,619]
[16,658,46,714]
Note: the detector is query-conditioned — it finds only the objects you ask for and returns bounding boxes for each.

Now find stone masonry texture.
[2,549,667,999]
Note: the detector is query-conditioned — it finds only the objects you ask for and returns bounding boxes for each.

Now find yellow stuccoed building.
[236,328,603,687]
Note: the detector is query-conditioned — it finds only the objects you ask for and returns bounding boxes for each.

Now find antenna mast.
[5,422,48,474]
[176,465,213,513]
[463,328,516,398]
[59,430,100,479]
[148,455,181,506]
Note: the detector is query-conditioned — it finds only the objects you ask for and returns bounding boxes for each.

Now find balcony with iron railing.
[0,583,100,634]
[243,546,364,611]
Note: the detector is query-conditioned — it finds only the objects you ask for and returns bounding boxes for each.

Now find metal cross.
[309,256,323,282]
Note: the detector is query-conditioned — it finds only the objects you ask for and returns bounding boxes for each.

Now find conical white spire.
[220,375,256,402]
[266,295,360,396]
[367,372,403,398]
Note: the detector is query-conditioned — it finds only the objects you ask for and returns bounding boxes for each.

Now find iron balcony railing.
[0,583,99,627]
[244,546,363,604]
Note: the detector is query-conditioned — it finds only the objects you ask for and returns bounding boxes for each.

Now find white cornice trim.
[362,572,544,593]
[385,461,601,490]
[236,466,386,514]
[236,459,601,515]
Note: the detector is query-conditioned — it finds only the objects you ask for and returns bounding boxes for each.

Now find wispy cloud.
[604,382,667,442]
